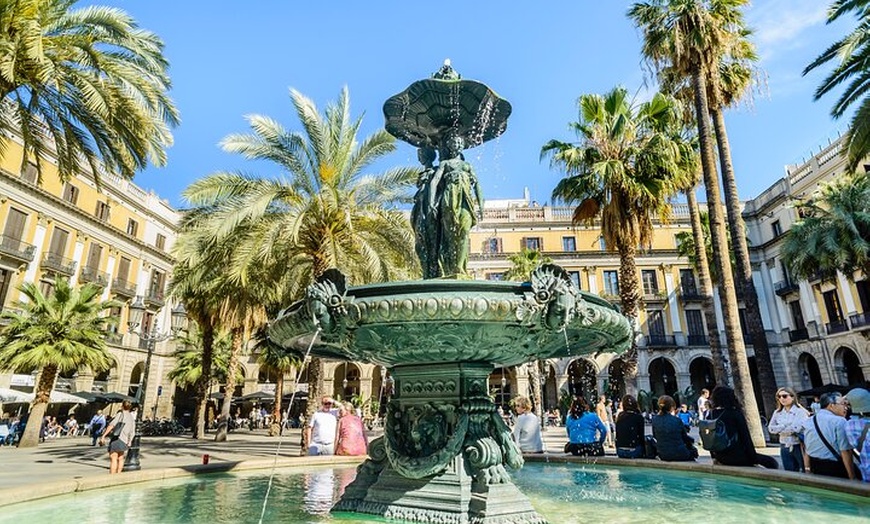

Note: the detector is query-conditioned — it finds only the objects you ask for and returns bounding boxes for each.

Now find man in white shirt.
[305,396,338,456]
[697,389,710,421]
[802,392,855,480]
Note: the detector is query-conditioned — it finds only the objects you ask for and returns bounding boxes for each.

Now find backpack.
[698,417,735,452]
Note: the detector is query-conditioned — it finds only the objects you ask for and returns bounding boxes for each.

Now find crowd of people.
[505,385,868,483]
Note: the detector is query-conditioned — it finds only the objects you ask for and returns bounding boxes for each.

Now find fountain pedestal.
[335,362,544,524]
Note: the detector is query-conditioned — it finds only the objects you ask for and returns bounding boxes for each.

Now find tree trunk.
[305,357,324,419]
[269,372,284,437]
[215,326,243,442]
[528,361,543,424]
[711,106,778,419]
[18,365,57,448]
[686,187,729,385]
[690,67,765,447]
[192,321,214,440]
[617,240,641,377]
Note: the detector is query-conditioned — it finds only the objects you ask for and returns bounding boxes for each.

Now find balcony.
[788,327,809,342]
[79,266,110,287]
[686,334,708,346]
[774,280,800,297]
[111,278,137,298]
[826,319,850,335]
[599,293,620,304]
[643,291,667,303]
[680,290,704,302]
[850,312,870,330]
[145,289,165,307]
[0,234,35,263]
[646,335,676,347]
[41,252,77,276]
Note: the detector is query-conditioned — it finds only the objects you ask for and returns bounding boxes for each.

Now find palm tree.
[629,0,766,446]
[0,0,178,184]
[542,87,692,374]
[805,0,870,171]
[168,328,235,389]
[782,171,870,280]
[504,248,552,281]
[0,277,118,447]
[254,329,299,437]
[181,87,418,417]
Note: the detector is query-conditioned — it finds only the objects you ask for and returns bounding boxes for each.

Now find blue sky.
[100,1,853,208]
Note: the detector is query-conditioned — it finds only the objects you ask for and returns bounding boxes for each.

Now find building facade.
[467,136,869,409]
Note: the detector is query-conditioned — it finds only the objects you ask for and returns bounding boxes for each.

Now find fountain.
[267,61,633,524]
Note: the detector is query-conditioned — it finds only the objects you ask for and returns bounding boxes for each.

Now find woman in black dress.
[707,386,778,469]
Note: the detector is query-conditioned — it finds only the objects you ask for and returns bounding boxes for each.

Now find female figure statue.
[436,133,483,277]
[411,147,439,278]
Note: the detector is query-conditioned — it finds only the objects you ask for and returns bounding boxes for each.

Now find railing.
[79,266,110,287]
[680,290,704,302]
[91,381,108,393]
[686,334,708,346]
[112,278,137,297]
[646,335,676,347]
[788,327,809,342]
[0,234,35,262]
[643,292,667,302]
[145,289,165,307]
[41,252,77,275]
[774,280,800,296]
[849,312,870,329]
[599,293,620,303]
[826,319,850,335]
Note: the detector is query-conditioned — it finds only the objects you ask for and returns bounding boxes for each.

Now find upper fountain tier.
[383,60,511,150]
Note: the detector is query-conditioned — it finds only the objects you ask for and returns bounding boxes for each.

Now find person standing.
[565,397,608,457]
[652,396,697,462]
[697,389,710,421]
[802,391,855,479]
[305,396,338,456]
[99,401,135,474]
[335,402,367,456]
[706,386,778,469]
[767,387,809,472]
[512,396,544,453]
[596,395,613,448]
[615,395,646,458]
[89,410,107,446]
[844,388,870,482]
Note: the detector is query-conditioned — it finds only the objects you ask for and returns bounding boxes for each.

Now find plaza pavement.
[2,424,867,507]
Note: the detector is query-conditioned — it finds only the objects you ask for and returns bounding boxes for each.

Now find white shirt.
[308,411,337,445]
[512,412,544,452]
[767,405,809,448]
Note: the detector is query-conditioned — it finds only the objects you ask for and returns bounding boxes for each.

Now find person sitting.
[652,395,698,462]
[564,396,607,457]
[677,404,692,430]
[62,415,79,437]
[707,386,778,469]
[615,395,646,458]
[512,396,544,453]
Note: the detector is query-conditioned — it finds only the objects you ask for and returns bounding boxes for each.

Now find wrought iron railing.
[41,252,77,275]
[0,234,35,262]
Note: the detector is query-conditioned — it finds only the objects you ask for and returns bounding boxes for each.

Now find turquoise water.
[1,463,867,523]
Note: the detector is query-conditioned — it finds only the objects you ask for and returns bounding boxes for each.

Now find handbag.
[109,415,126,440]
[698,416,735,452]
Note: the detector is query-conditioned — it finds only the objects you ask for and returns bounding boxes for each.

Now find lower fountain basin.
[3,463,867,523]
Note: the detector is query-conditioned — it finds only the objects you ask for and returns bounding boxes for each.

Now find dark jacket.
[708,407,757,466]
[615,411,645,449]
[652,413,696,461]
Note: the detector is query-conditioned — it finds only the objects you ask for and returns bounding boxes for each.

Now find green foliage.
[675,210,740,284]
[805,0,870,171]
[782,170,870,279]
[503,248,552,281]
[0,277,118,375]
[0,0,178,184]
[168,328,236,388]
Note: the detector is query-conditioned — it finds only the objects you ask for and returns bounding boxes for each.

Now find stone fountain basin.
[268,279,632,368]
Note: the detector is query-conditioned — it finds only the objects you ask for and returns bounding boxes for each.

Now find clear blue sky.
[99,1,853,208]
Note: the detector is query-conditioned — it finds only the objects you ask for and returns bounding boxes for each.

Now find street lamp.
[123,299,187,472]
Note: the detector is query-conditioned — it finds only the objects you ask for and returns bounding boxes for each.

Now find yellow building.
[0,135,180,418]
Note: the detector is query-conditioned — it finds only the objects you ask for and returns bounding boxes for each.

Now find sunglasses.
[776,393,792,398]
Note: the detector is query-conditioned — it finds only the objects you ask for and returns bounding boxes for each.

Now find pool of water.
[1,463,867,523]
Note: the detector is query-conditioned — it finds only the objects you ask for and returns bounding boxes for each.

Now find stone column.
[23,217,48,284]
[677,372,692,396]
[70,239,85,286]
[837,271,857,316]
[663,266,685,346]
[585,266,598,294]
[102,254,116,301]
[758,260,781,332]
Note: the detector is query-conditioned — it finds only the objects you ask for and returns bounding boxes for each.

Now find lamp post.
[123,298,187,472]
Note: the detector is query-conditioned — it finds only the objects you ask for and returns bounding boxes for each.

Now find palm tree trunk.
[192,321,214,439]
[528,361,543,423]
[269,372,284,437]
[306,258,329,420]
[617,240,641,377]
[18,365,57,448]
[690,66,765,447]
[686,188,729,385]
[711,106,778,418]
[215,326,243,442]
